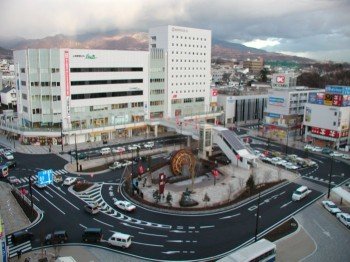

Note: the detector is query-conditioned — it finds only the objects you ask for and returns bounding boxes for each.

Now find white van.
[100,147,111,155]
[292,186,311,201]
[108,232,131,249]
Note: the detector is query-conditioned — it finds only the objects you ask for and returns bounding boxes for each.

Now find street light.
[61,119,64,153]
[254,190,261,242]
[75,134,79,172]
[285,125,289,154]
[327,156,334,199]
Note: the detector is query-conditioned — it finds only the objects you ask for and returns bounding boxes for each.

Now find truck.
[109,161,122,170]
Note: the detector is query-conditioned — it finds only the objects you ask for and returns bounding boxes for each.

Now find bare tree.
[238,177,245,191]
[276,167,283,181]
[263,170,272,183]
[227,182,235,202]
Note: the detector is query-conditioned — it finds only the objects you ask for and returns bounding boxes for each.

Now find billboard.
[269,97,285,106]
[311,127,349,138]
[325,85,350,95]
[309,92,325,104]
[332,94,343,106]
[324,94,333,106]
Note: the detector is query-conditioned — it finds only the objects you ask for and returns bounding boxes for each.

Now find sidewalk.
[0,133,317,261]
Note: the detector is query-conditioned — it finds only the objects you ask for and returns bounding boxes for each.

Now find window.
[20,68,25,73]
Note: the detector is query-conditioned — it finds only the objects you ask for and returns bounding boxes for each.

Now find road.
[2,131,350,261]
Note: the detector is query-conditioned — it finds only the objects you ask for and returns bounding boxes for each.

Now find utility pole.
[254,190,261,242]
[75,134,79,172]
[327,156,334,199]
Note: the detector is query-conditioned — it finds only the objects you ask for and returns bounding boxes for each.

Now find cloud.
[1,0,349,62]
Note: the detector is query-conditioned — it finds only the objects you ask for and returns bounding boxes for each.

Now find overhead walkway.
[213,126,257,169]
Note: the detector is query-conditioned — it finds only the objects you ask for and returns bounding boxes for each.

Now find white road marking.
[220,213,241,220]
[138,232,168,238]
[281,201,292,208]
[121,222,144,230]
[93,218,114,227]
[167,240,183,243]
[199,225,215,229]
[79,224,87,229]
[34,190,65,215]
[47,187,80,210]
[133,241,163,247]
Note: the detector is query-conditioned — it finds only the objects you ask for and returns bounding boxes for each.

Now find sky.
[1,0,350,63]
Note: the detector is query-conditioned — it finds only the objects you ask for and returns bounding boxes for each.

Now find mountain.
[0,32,313,63]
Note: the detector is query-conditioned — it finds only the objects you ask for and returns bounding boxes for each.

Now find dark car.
[11,230,34,245]
[322,148,333,155]
[7,175,20,184]
[84,204,99,215]
[5,160,16,168]
[82,228,103,242]
[44,230,68,245]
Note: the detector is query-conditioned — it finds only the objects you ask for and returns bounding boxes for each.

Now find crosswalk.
[6,235,32,259]
[13,169,68,185]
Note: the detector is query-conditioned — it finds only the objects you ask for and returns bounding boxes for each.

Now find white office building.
[149,25,212,118]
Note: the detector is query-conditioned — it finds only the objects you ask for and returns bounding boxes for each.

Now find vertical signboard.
[159,172,166,194]
[37,169,53,186]
[324,94,333,106]
[305,107,311,122]
[64,50,70,96]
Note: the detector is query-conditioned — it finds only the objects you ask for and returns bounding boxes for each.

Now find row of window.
[150,78,164,83]
[150,89,165,95]
[171,97,205,104]
[71,79,143,86]
[171,51,206,56]
[27,82,61,87]
[172,74,206,78]
[150,101,164,106]
[70,67,143,73]
[171,83,206,86]
[171,67,207,70]
[71,90,143,100]
[171,35,207,41]
[171,59,207,63]
[20,68,60,73]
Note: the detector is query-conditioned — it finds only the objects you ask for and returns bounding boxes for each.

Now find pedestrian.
[17,249,22,259]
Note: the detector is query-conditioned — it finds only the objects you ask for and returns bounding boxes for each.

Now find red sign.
[236,154,241,160]
[212,170,219,177]
[212,89,218,96]
[20,188,27,195]
[172,94,177,99]
[311,127,343,138]
[276,76,285,83]
[159,173,166,194]
[119,149,123,155]
[64,50,70,96]
[332,94,343,106]
[139,165,144,174]
[264,151,268,156]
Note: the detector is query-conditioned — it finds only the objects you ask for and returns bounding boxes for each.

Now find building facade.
[303,85,350,149]
[149,25,212,118]
[14,48,149,145]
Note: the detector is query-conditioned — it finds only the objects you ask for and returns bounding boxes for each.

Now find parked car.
[7,175,20,184]
[3,151,14,160]
[311,146,323,152]
[5,160,16,168]
[63,177,77,186]
[120,160,132,167]
[304,145,314,150]
[144,142,154,149]
[322,200,342,214]
[114,200,136,212]
[336,212,350,228]
[77,153,88,160]
[84,204,100,215]
[11,230,34,245]
[285,163,299,170]
[342,154,350,160]
[128,144,140,151]
[322,148,333,155]
[44,230,68,244]
[330,151,344,157]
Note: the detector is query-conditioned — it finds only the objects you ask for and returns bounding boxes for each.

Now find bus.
[217,239,276,262]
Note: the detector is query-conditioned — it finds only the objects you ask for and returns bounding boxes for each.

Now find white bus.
[217,239,276,262]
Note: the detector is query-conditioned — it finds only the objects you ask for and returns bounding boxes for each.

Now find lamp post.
[285,125,289,154]
[61,119,64,152]
[254,190,261,242]
[327,156,334,199]
[75,134,79,172]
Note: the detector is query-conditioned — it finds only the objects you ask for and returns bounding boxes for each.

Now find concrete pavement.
[0,133,317,262]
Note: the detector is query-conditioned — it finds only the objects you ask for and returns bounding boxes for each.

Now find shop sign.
[311,127,349,138]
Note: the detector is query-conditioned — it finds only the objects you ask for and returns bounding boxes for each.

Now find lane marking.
[138,232,168,238]
[133,241,163,247]
[200,225,215,229]
[34,190,65,215]
[220,213,241,220]
[47,187,80,210]
[121,222,144,230]
[93,218,114,227]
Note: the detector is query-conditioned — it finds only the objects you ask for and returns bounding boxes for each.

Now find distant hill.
[0,32,314,63]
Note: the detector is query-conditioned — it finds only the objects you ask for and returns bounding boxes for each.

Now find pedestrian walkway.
[0,133,318,261]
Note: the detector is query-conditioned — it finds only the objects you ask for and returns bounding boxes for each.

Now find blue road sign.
[37,169,53,186]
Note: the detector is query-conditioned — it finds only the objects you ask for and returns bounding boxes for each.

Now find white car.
[304,145,314,150]
[330,151,343,157]
[336,212,350,228]
[311,146,323,152]
[322,200,342,214]
[128,145,138,151]
[285,163,299,170]
[3,152,14,160]
[342,154,350,160]
[114,200,136,212]
[63,177,77,186]
[144,142,154,149]
[121,160,132,167]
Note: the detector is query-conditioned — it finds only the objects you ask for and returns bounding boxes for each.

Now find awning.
[309,133,338,142]
[332,187,350,203]
[89,130,114,136]
[125,125,147,131]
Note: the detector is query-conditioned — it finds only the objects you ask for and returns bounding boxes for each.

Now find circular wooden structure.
[170,149,196,176]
